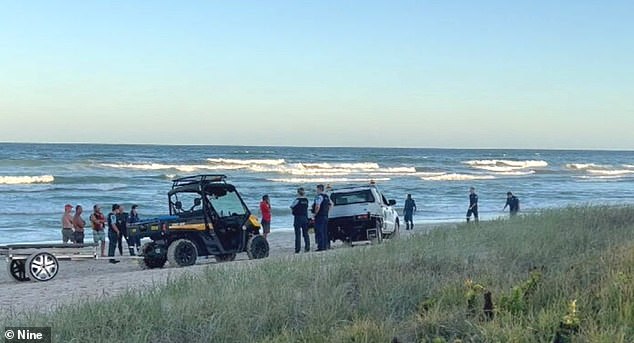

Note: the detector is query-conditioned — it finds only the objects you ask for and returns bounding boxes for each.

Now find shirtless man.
[90,204,107,256]
[61,204,74,243]
[73,205,86,244]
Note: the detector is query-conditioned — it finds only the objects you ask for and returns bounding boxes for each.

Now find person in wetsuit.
[403,194,417,230]
[466,187,479,223]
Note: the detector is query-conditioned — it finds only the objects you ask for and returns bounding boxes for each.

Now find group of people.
[260,184,332,254]
[61,203,142,263]
[404,187,521,225]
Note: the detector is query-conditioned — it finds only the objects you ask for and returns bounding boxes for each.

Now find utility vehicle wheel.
[246,235,269,259]
[26,252,59,282]
[7,259,30,282]
[214,253,237,263]
[167,239,198,267]
[140,242,167,269]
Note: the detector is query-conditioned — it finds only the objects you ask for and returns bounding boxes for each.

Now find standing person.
[72,205,86,243]
[128,204,142,255]
[107,204,121,264]
[466,187,479,223]
[312,184,331,251]
[403,194,417,230]
[61,204,74,243]
[117,205,131,255]
[90,204,107,256]
[290,187,310,253]
[259,195,272,239]
[503,192,520,217]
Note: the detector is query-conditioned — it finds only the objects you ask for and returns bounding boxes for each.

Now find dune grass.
[4,206,634,342]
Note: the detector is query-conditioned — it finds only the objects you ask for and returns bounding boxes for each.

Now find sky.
[1,1,633,149]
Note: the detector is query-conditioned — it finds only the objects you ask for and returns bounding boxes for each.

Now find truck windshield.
[207,190,248,218]
[331,190,375,205]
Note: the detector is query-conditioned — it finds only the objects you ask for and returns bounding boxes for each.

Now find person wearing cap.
[259,195,272,239]
[107,204,121,264]
[90,204,107,256]
[61,204,74,243]
[290,187,310,253]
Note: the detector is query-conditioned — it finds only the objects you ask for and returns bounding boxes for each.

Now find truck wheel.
[140,242,167,269]
[167,239,198,267]
[7,259,30,282]
[246,235,269,259]
[214,253,237,263]
[26,252,59,282]
[372,219,383,244]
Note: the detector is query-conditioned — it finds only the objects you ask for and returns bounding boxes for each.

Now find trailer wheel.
[7,259,30,282]
[140,242,167,269]
[26,252,59,282]
[167,239,198,267]
[246,235,269,259]
[214,253,237,263]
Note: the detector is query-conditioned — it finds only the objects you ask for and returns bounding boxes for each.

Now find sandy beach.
[0,227,433,319]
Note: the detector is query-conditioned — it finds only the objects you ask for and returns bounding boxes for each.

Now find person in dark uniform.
[503,192,520,217]
[403,194,417,230]
[290,187,310,253]
[312,184,331,251]
[107,204,121,264]
[466,187,479,223]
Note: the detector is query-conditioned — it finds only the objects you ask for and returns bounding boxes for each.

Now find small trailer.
[1,243,101,282]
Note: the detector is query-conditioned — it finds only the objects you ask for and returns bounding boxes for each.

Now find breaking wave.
[421,173,496,181]
[586,169,634,176]
[268,177,391,183]
[207,158,286,166]
[565,163,611,170]
[0,175,55,185]
[465,160,548,171]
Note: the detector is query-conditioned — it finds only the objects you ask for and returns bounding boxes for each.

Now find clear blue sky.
[1,1,632,149]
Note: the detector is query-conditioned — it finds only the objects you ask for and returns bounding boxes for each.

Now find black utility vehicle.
[128,174,269,268]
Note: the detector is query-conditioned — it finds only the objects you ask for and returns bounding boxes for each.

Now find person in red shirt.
[259,195,272,238]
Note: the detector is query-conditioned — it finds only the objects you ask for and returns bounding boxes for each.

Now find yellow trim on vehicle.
[168,223,207,231]
[249,215,261,230]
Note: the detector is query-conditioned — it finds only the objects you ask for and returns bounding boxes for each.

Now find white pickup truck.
[327,185,400,244]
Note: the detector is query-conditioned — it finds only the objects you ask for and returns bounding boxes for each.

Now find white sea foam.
[101,163,211,172]
[465,160,548,169]
[494,170,536,176]
[565,163,610,170]
[623,164,634,169]
[586,169,634,176]
[268,177,391,183]
[206,158,286,166]
[0,175,55,185]
[421,173,496,181]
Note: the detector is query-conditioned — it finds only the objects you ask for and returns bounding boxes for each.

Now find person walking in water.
[259,195,272,239]
[72,205,86,243]
[290,187,310,253]
[403,194,417,230]
[312,184,331,251]
[61,204,74,243]
[503,192,520,217]
[466,187,479,223]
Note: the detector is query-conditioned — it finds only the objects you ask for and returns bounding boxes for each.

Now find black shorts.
[466,207,478,218]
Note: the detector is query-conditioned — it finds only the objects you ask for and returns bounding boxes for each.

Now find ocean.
[1,143,633,245]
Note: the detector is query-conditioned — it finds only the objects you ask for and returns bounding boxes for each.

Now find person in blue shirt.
[403,194,417,230]
[312,184,331,251]
[290,188,310,253]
